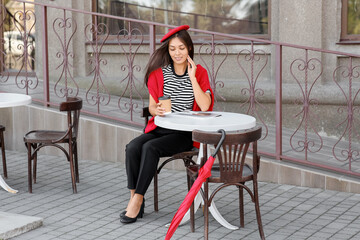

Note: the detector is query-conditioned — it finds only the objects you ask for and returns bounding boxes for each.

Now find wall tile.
[12,106,29,151]
[79,119,99,161]
[44,109,66,130]
[326,176,346,192]
[301,171,326,189]
[99,124,117,162]
[258,160,279,183]
[279,165,302,186]
[349,181,360,194]
[29,107,44,130]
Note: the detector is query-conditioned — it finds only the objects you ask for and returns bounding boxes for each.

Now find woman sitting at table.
[120,25,214,224]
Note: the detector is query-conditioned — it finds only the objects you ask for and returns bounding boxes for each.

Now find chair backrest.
[192,126,262,183]
[59,97,83,138]
[142,107,151,125]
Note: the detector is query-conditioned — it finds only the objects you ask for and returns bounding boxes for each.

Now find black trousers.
[125,127,193,195]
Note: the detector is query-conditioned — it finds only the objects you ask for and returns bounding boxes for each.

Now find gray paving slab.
[0,211,43,239]
[0,150,360,239]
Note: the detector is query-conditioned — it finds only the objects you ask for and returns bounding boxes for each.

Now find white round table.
[155,111,256,132]
[155,111,256,230]
[0,93,32,193]
[0,93,32,108]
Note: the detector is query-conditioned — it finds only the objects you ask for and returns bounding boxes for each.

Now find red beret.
[160,25,190,43]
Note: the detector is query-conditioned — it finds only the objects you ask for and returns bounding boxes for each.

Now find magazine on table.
[174,111,222,118]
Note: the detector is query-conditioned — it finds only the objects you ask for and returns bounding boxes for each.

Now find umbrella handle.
[212,129,226,157]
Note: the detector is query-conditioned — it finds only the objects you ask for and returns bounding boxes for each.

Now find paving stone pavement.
[1,150,360,240]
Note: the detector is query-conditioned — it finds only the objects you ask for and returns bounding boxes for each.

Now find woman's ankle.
[125,190,136,211]
[125,194,144,218]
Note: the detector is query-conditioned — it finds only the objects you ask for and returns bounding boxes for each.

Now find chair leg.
[187,174,195,232]
[69,159,77,193]
[0,130,7,179]
[154,170,158,212]
[204,181,209,240]
[33,144,37,184]
[239,184,245,227]
[190,201,195,232]
[27,143,33,193]
[74,143,79,183]
[184,153,197,228]
[68,143,77,193]
[253,180,265,240]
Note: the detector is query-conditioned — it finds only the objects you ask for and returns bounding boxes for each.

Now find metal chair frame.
[0,125,7,178]
[24,97,82,193]
[187,126,265,240]
[142,107,198,211]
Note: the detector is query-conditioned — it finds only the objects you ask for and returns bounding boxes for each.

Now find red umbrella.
[165,129,226,240]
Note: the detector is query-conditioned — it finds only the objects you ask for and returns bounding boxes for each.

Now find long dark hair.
[144,29,194,86]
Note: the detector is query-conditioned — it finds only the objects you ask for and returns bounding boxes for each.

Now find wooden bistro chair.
[24,97,82,193]
[0,125,7,178]
[142,107,198,211]
[186,126,265,240]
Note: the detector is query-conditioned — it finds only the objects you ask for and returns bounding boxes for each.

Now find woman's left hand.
[187,56,197,81]
[186,55,211,112]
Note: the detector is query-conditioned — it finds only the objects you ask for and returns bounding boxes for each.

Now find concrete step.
[0,211,43,240]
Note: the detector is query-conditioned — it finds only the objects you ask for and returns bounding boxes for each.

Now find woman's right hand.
[149,95,166,116]
[155,103,166,116]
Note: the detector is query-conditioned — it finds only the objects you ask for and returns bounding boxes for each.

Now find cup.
[158,95,171,113]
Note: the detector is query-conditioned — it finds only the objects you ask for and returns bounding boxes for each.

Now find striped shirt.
[162,64,194,112]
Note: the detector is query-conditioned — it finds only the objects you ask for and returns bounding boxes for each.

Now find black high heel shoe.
[120,198,145,218]
[119,210,126,218]
[120,198,145,224]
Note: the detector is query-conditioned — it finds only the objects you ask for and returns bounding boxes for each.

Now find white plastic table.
[155,111,256,230]
[0,93,32,193]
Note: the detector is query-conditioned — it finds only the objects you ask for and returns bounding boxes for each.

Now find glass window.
[341,0,360,41]
[96,0,269,37]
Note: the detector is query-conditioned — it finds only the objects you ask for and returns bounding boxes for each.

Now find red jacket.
[144,64,214,147]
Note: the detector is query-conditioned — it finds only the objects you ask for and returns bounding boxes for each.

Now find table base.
[0,175,18,193]
[166,144,238,230]
[166,190,238,230]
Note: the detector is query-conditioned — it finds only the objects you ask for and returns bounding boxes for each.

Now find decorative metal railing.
[1,0,360,178]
